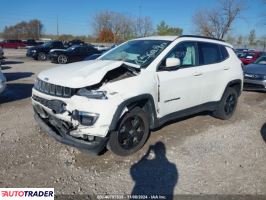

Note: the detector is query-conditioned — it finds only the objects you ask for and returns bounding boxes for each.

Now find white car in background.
[0,68,6,95]
[93,45,111,51]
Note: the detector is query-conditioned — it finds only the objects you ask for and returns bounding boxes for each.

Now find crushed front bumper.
[34,110,108,155]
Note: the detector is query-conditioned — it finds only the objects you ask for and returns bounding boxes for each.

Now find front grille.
[34,78,76,98]
[244,83,265,89]
[244,73,265,80]
[32,95,66,114]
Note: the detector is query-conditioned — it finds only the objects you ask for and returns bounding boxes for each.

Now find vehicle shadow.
[4,72,34,82]
[261,123,266,143]
[130,142,178,200]
[0,66,12,70]
[0,83,33,103]
[2,61,24,65]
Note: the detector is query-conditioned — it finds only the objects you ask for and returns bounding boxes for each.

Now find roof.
[134,36,178,41]
[134,35,233,47]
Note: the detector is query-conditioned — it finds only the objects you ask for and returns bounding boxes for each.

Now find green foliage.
[156,21,183,36]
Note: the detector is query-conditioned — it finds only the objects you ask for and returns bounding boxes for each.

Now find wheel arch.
[225,79,242,97]
[109,94,157,132]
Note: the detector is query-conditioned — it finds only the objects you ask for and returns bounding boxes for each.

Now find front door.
[157,41,203,117]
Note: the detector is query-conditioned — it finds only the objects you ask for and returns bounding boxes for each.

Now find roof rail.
[179,35,225,42]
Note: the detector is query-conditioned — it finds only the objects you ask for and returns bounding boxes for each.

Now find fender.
[223,79,243,97]
[108,94,158,131]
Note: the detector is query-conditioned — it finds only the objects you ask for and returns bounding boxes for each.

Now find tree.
[58,34,75,41]
[248,29,256,46]
[156,21,183,36]
[92,10,154,42]
[226,35,235,44]
[98,28,114,42]
[93,11,132,42]
[193,0,244,39]
[3,19,43,40]
[134,16,153,37]
[259,36,266,51]
[236,35,243,46]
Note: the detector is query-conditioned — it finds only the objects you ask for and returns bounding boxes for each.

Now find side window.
[198,42,221,65]
[78,47,87,54]
[220,45,229,60]
[87,46,96,52]
[164,42,197,68]
[53,42,62,48]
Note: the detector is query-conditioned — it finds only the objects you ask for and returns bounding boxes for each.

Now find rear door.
[197,42,230,103]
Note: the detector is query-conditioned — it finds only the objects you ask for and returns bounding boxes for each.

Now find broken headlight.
[76,88,107,99]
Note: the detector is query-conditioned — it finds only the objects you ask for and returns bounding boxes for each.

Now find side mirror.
[165,58,181,68]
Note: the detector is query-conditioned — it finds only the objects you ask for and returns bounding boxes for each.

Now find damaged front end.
[34,110,108,155]
[33,97,108,154]
[32,61,140,154]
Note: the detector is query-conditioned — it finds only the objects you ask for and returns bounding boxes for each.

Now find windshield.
[42,42,53,48]
[100,40,171,68]
[254,56,266,64]
[66,45,79,51]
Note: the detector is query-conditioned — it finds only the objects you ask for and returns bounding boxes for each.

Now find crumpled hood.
[244,64,266,74]
[38,60,140,88]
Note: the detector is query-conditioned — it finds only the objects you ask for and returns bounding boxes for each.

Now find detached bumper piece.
[34,111,108,155]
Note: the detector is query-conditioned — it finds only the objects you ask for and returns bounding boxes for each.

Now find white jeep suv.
[32,35,243,156]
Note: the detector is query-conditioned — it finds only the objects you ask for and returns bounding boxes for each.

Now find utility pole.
[56,16,59,37]
[37,21,40,40]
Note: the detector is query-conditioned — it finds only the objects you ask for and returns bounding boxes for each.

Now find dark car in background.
[239,51,263,65]
[0,40,26,49]
[244,56,266,91]
[84,53,102,61]
[26,40,65,61]
[49,45,100,64]
[65,39,85,48]
[23,39,44,48]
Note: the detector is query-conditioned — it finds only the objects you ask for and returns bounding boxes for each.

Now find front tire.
[57,54,68,64]
[212,87,238,120]
[37,52,47,61]
[107,107,150,156]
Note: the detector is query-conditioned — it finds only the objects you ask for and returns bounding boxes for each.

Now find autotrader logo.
[0,188,54,199]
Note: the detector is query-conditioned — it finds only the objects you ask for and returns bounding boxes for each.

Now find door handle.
[193,72,202,76]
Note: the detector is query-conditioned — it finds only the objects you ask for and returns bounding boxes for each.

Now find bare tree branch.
[193,0,244,39]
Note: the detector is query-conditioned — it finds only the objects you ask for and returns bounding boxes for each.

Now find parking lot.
[0,49,266,197]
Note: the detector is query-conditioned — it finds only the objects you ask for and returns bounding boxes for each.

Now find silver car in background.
[244,56,266,91]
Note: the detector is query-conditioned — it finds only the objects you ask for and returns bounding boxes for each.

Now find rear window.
[220,45,229,60]
[198,42,221,65]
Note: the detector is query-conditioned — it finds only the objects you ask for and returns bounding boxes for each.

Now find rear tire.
[212,87,238,120]
[37,52,47,61]
[107,107,150,156]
